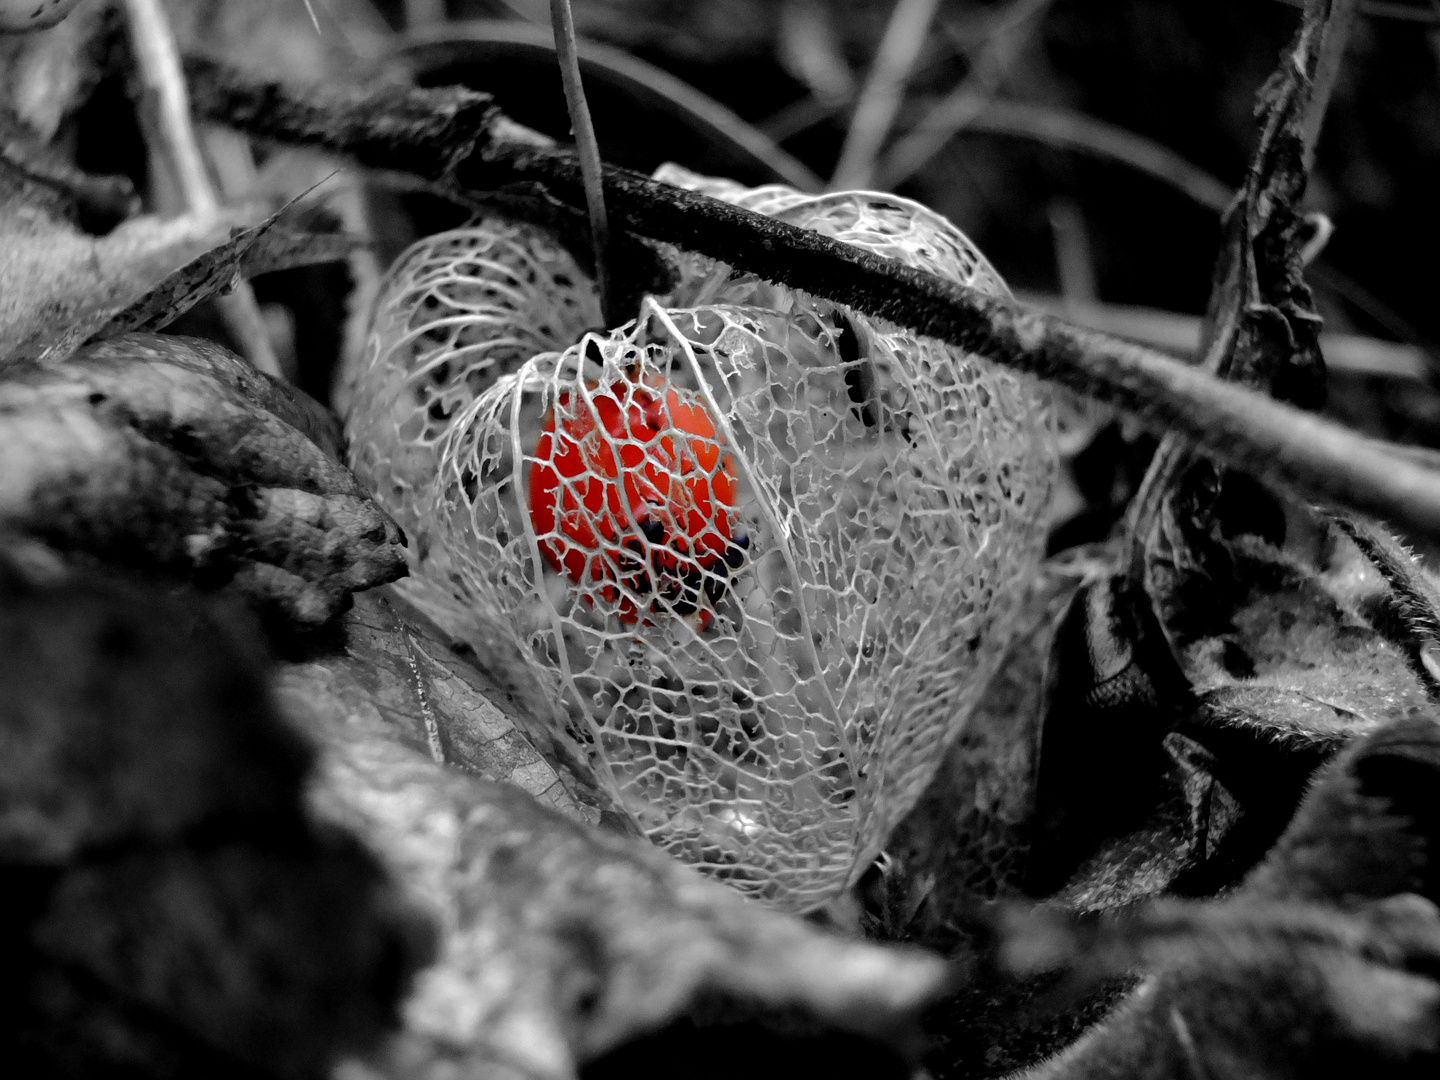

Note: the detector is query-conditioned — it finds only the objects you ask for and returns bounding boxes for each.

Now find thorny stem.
[184,58,1440,540]
[123,0,281,378]
[549,0,617,326]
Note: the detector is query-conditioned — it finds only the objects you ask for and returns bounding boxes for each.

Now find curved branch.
[184,58,1440,539]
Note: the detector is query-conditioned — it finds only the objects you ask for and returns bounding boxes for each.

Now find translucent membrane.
[345,167,1056,911]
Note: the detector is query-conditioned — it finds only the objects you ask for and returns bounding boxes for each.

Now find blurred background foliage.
[80,0,1438,535]
[338,0,1440,545]
[385,0,1440,350]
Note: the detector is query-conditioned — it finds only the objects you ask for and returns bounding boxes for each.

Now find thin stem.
[830,0,943,191]
[125,0,216,214]
[875,0,1055,190]
[1019,291,1428,381]
[1271,0,1440,24]
[1300,0,1360,170]
[549,0,616,325]
[880,98,1232,208]
[123,0,281,378]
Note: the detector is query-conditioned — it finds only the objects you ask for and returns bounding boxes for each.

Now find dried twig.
[402,21,822,191]
[1299,0,1359,169]
[1271,0,1440,24]
[549,0,616,325]
[1048,199,1097,307]
[184,58,1440,539]
[1019,292,1430,382]
[830,0,942,190]
[122,0,281,378]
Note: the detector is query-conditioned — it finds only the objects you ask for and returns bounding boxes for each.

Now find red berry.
[527,371,743,630]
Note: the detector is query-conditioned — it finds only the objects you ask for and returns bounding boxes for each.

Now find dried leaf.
[1,569,424,1077]
[878,551,1103,931]
[0,333,407,626]
[1246,714,1440,905]
[0,196,253,366]
[990,717,1440,1080]
[85,192,363,355]
[0,0,107,138]
[1180,538,1429,736]
[286,586,605,824]
[1135,0,1343,629]
[277,637,950,1080]
[1017,531,1430,919]
[1190,0,1353,402]
[1024,561,1196,898]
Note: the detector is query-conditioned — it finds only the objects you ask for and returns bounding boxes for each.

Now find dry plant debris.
[3,0,1440,1078]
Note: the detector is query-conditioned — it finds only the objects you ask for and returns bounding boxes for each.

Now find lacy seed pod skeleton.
[344,166,1057,911]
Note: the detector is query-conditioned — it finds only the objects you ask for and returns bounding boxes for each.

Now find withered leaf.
[1195,0,1338,400]
[1134,0,1343,637]
[1,570,424,1078]
[880,551,1105,933]
[991,718,1440,1080]
[1179,538,1428,739]
[276,611,950,1080]
[0,196,254,367]
[1,333,407,626]
[284,585,604,824]
[86,192,364,355]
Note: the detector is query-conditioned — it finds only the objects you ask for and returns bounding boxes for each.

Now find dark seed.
[724,533,749,569]
[837,315,878,429]
[703,565,729,606]
[639,518,667,545]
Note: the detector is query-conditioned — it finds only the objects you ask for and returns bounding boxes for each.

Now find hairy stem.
[1325,510,1440,700]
